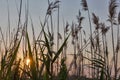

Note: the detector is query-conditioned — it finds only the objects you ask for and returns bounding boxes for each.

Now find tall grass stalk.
[57,0,60,75]
[7,0,11,45]
[116,11,120,79]
[108,0,118,79]
[81,0,94,77]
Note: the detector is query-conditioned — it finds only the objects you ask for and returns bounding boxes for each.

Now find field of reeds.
[0,0,120,80]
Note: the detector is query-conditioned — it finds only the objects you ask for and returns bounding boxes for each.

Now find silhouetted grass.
[0,0,120,80]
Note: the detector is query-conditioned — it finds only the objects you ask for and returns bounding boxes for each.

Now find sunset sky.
[0,0,120,54]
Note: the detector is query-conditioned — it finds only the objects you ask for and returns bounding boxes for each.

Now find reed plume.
[47,0,60,15]
[92,13,99,30]
[108,0,118,21]
[81,0,88,11]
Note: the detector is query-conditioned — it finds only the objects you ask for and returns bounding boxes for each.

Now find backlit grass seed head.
[75,26,78,35]
[77,10,84,27]
[92,13,99,30]
[71,23,75,38]
[108,0,118,20]
[64,22,69,34]
[47,0,60,15]
[81,0,88,11]
[100,23,109,34]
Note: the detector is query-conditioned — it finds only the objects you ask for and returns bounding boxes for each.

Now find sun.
[26,58,30,66]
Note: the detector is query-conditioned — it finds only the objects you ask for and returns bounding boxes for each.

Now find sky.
[0,0,110,31]
[0,0,112,43]
[0,0,120,55]
[0,0,120,76]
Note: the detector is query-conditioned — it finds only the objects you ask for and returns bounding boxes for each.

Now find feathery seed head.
[77,10,84,28]
[81,0,88,11]
[47,0,60,15]
[108,0,118,21]
[100,23,109,34]
[92,13,99,30]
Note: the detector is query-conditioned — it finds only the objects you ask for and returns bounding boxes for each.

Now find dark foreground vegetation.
[0,0,120,80]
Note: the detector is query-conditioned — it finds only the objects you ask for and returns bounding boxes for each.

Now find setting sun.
[26,58,30,66]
